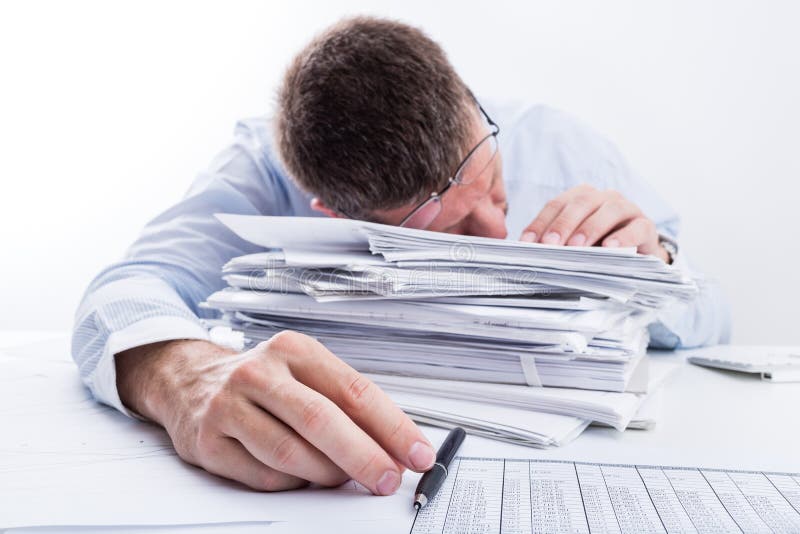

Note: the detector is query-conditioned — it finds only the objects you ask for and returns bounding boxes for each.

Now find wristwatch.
[658,235,679,265]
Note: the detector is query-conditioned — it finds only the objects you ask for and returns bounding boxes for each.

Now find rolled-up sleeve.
[71,119,306,416]
[73,276,211,417]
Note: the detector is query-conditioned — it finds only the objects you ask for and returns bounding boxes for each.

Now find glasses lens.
[455,134,498,186]
[400,196,443,230]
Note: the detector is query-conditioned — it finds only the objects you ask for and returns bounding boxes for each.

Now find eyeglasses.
[397,103,500,230]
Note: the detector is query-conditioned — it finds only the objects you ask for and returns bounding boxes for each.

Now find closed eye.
[441,165,500,233]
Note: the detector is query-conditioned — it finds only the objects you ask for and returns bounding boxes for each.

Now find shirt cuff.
[91,316,210,420]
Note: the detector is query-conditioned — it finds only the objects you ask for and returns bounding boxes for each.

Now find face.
[370,109,509,239]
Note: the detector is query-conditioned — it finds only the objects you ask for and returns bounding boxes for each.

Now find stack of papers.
[388,390,591,448]
[215,215,696,307]
[208,216,693,388]
[377,355,677,435]
[205,292,652,392]
[204,215,695,445]
[383,360,671,448]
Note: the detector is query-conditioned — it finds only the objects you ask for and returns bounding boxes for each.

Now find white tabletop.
[2,332,799,532]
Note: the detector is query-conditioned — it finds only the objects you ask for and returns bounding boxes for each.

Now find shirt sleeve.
[71,119,306,417]
[646,246,732,349]
[544,109,732,349]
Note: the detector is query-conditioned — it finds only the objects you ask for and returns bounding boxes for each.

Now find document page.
[410,457,800,533]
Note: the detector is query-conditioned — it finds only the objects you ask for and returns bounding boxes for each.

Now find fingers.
[220,399,349,487]
[538,195,604,245]
[255,374,405,496]
[520,196,566,243]
[520,186,582,243]
[520,184,599,245]
[225,330,436,496]
[602,216,659,252]
[567,197,641,246]
[520,186,653,250]
[279,334,436,475]
[199,435,308,492]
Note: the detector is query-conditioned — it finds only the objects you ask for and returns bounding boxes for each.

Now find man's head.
[275,16,508,238]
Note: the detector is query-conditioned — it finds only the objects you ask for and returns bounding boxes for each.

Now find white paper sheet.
[0,355,418,529]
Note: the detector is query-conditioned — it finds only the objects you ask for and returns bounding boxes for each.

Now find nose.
[465,198,507,239]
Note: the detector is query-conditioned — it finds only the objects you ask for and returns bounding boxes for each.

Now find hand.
[116,333,436,494]
[520,184,669,262]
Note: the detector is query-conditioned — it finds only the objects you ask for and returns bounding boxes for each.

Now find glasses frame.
[397,103,500,229]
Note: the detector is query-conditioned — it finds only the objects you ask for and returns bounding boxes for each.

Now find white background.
[1,0,798,343]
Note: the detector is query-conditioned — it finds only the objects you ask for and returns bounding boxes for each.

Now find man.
[72,17,730,496]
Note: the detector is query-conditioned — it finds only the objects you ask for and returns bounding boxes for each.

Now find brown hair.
[275,16,474,219]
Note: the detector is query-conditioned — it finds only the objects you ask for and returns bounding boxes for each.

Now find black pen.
[413,427,466,510]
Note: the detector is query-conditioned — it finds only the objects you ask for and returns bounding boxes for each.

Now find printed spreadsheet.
[410,456,800,533]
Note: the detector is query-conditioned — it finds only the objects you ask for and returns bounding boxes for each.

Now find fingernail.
[568,233,586,246]
[408,441,436,471]
[376,470,401,495]
[542,232,560,245]
[521,231,537,243]
[605,238,620,248]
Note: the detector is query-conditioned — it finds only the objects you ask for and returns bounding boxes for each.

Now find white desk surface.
[2,331,799,532]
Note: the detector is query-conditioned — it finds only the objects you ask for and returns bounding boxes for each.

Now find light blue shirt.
[72,101,731,416]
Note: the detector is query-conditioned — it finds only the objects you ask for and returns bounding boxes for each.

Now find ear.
[310,197,343,219]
